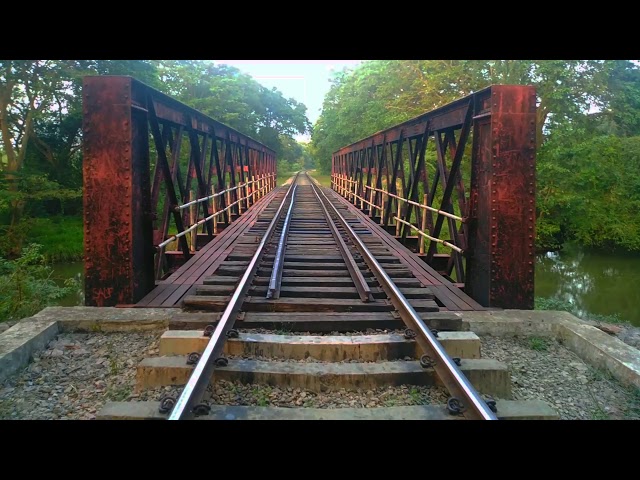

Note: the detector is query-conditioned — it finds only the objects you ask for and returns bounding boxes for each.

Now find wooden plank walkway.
[328,188,484,311]
[136,181,484,311]
[136,187,283,307]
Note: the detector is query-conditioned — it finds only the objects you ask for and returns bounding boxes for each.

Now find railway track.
[99,172,554,420]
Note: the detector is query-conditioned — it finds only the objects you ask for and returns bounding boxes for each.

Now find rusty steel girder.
[331,85,536,309]
[83,76,276,306]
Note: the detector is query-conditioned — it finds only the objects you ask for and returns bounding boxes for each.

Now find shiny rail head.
[308,174,496,420]
[267,185,297,299]
[167,175,299,420]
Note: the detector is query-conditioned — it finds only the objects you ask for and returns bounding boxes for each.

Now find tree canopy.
[310,60,640,252]
[0,60,312,257]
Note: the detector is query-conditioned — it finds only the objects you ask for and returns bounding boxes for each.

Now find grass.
[529,336,549,351]
[106,385,132,401]
[306,170,332,188]
[276,171,298,187]
[253,386,271,406]
[27,216,84,262]
[274,326,291,335]
[409,388,422,404]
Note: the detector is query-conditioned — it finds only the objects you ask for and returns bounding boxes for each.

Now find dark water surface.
[536,244,640,326]
[51,245,640,326]
[51,262,85,307]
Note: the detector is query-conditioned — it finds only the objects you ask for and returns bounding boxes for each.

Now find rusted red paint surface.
[83,76,277,305]
[466,85,536,309]
[84,77,140,306]
[331,85,536,309]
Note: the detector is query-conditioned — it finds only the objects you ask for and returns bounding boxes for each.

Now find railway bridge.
[81,76,547,420]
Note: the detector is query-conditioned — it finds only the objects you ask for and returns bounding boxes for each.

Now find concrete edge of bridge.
[1,307,638,391]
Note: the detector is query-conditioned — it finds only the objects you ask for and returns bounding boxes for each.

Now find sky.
[214,60,362,141]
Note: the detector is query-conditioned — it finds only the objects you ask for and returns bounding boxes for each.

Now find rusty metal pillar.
[466,85,536,309]
[83,76,154,306]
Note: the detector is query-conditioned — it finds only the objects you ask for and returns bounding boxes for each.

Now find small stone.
[50,349,64,357]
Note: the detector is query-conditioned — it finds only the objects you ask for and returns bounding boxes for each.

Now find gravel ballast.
[140,381,451,409]
[1,330,639,419]
[481,336,640,420]
[0,332,160,420]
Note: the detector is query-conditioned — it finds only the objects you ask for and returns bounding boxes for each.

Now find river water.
[51,245,640,326]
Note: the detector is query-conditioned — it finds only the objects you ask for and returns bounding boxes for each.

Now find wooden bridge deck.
[136,183,483,311]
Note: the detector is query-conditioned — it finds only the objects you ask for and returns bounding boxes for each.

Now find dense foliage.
[310,60,640,252]
[0,60,312,262]
[1,59,638,322]
[0,244,77,321]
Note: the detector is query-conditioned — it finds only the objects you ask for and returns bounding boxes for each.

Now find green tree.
[311,59,640,252]
[0,243,77,321]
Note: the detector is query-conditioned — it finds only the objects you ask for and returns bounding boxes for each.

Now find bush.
[0,244,78,322]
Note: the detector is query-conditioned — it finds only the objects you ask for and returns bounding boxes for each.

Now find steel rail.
[309,179,373,303]
[168,173,300,420]
[308,173,496,420]
[267,185,297,299]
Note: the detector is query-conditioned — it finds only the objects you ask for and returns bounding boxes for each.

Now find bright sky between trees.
[213,60,362,141]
